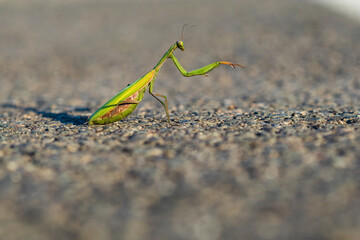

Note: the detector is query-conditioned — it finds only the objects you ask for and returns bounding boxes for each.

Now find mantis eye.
[176,41,185,51]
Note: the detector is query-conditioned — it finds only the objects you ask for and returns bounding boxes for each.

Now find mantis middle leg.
[148,81,171,124]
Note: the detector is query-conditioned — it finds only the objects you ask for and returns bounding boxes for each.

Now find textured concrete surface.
[0,0,359,239]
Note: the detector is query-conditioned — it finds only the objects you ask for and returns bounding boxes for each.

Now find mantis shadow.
[1,103,89,125]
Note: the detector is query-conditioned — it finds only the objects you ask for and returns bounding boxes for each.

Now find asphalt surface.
[0,0,360,239]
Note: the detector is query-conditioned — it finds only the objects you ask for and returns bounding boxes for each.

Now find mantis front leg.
[169,54,244,77]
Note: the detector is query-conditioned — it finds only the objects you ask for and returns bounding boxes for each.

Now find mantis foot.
[219,61,245,68]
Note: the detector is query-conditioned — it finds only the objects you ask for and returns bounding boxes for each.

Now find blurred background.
[1,0,359,111]
[314,0,360,20]
[0,1,359,240]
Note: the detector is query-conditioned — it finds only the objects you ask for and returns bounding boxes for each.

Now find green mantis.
[88,26,244,125]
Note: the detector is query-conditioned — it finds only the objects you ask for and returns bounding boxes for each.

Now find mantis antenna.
[180,24,197,41]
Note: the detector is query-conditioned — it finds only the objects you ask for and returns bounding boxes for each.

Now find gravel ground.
[0,0,360,239]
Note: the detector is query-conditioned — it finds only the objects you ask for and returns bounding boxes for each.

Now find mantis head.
[177,24,196,52]
[176,41,185,51]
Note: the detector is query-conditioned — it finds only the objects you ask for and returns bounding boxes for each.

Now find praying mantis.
[88,25,244,125]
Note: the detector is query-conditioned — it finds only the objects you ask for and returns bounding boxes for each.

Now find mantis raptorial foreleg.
[148,55,244,124]
[169,55,244,77]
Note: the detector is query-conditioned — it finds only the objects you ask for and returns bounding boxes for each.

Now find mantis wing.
[88,70,156,124]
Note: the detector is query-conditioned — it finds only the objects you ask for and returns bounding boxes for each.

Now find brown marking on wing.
[101,92,139,119]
